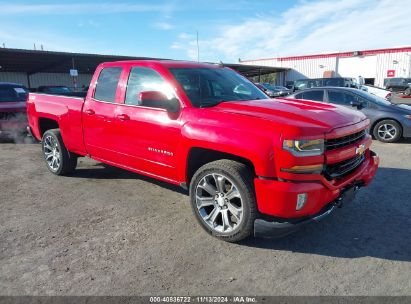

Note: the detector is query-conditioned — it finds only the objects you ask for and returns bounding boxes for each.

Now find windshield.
[169,67,267,107]
[354,89,392,106]
[0,85,28,102]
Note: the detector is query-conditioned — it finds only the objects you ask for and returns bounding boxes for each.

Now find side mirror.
[139,91,180,113]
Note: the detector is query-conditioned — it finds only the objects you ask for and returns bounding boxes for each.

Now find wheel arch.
[38,117,59,137]
[186,147,256,186]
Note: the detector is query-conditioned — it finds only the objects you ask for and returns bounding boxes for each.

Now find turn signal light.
[281,164,323,174]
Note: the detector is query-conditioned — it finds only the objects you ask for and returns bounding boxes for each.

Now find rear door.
[83,66,123,162]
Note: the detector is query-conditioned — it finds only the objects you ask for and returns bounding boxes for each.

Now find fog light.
[296,193,307,210]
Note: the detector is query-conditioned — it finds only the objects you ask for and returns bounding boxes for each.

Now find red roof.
[241,46,411,62]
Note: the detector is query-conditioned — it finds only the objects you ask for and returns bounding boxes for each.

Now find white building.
[240,46,411,88]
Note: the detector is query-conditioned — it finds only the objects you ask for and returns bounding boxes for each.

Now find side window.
[328,90,349,105]
[125,67,168,106]
[357,96,368,107]
[302,90,324,102]
[94,67,122,102]
[294,92,303,99]
[344,93,357,104]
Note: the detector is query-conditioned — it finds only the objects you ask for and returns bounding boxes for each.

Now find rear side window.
[296,90,324,102]
[125,67,168,106]
[94,67,122,102]
[293,92,303,99]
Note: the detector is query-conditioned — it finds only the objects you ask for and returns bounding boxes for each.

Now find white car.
[361,85,392,100]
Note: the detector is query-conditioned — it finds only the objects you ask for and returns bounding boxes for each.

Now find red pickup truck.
[27,60,379,242]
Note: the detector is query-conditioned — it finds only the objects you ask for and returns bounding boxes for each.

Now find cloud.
[153,22,174,30]
[0,2,174,15]
[172,0,411,62]
[77,20,100,28]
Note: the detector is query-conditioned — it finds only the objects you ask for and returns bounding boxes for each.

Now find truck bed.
[27,93,87,155]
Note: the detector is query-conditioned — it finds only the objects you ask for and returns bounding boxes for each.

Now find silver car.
[287,87,411,143]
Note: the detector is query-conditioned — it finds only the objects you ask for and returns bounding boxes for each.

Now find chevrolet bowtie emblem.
[355,144,366,155]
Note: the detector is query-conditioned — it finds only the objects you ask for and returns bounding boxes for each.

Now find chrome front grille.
[325,154,365,180]
[325,129,366,151]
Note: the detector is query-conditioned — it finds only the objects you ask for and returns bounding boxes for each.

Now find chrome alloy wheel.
[43,135,61,171]
[377,123,397,140]
[195,173,243,233]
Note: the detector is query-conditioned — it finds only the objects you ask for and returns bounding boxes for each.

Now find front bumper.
[254,184,360,237]
[253,150,379,237]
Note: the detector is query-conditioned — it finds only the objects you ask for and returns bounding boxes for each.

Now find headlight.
[283,139,324,156]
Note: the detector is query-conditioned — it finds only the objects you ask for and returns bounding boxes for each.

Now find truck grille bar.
[325,129,366,151]
[325,154,365,180]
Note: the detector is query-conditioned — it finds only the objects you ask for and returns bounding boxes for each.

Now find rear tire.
[42,129,77,175]
[373,120,402,143]
[189,159,256,242]
[405,87,411,96]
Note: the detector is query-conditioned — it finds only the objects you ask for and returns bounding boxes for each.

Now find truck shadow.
[240,167,411,262]
[71,164,188,195]
[70,163,410,262]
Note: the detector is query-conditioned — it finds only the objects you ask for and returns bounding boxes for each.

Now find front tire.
[189,160,256,242]
[42,129,77,175]
[373,120,402,143]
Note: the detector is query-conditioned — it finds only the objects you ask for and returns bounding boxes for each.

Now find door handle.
[84,109,95,115]
[117,114,130,121]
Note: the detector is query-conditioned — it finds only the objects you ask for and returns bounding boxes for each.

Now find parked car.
[293,77,358,91]
[27,60,378,241]
[384,78,411,92]
[37,86,73,94]
[260,83,291,97]
[0,82,29,141]
[361,85,392,100]
[287,87,411,143]
[254,83,270,97]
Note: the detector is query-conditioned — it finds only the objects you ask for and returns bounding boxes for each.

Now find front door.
[113,66,182,181]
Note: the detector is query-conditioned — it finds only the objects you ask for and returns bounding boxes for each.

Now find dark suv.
[384,78,411,92]
[293,77,358,91]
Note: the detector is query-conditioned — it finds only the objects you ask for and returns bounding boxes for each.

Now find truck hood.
[213,98,366,132]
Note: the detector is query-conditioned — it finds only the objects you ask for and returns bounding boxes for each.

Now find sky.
[0,0,410,63]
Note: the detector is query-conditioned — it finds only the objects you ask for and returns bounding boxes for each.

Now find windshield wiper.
[200,97,261,108]
[200,100,226,108]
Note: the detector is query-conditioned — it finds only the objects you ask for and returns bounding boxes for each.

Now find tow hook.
[334,184,362,208]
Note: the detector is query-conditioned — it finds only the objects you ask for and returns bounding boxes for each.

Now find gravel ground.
[0,138,410,296]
